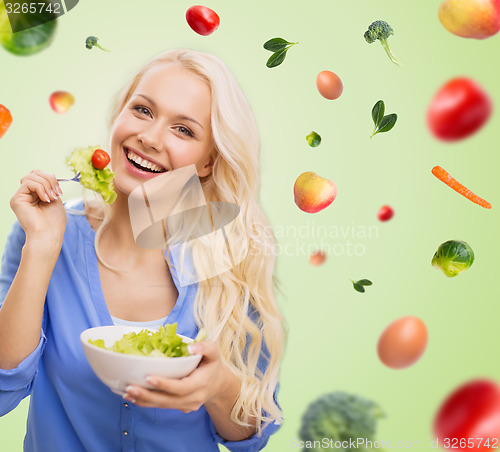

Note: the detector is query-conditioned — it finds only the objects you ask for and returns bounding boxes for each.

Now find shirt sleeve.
[0,221,47,417]
[212,417,281,451]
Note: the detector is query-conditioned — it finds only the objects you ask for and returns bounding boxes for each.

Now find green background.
[1,0,499,450]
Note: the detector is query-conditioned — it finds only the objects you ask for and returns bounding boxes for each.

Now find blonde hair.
[96,49,285,431]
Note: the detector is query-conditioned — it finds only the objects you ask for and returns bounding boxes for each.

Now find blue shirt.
[0,201,280,451]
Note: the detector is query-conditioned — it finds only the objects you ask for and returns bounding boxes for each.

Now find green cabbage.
[432,240,474,278]
[89,324,206,358]
[66,145,117,204]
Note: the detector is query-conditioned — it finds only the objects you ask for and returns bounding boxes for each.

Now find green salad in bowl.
[80,324,206,394]
[89,324,206,358]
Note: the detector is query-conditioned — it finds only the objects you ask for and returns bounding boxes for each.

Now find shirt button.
[124,403,129,408]
[123,430,129,436]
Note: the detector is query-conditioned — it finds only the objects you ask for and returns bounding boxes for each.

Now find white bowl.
[80,325,202,395]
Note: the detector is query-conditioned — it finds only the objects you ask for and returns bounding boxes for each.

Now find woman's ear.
[198,155,214,178]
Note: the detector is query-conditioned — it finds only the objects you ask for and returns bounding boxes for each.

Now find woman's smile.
[122,146,168,180]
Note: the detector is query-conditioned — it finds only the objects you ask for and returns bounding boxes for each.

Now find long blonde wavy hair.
[91,49,285,431]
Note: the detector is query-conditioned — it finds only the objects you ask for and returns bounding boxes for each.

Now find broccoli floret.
[299,392,384,451]
[364,20,401,66]
[85,36,110,52]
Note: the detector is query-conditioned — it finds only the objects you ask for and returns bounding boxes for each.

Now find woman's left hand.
[123,341,232,412]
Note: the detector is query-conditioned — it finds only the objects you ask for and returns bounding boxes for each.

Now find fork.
[57,171,81,182]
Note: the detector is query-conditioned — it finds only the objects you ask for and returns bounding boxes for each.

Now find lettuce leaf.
[88,323,191,358]
[66,145,117,204]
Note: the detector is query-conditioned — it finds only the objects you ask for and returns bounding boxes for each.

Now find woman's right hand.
[10,170,67,248]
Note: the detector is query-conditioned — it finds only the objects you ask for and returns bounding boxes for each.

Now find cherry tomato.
[427,77,492,141]
[186,5,220,36]
[434,379,500,451]
[377,205,394,222]
[91,149,111,170]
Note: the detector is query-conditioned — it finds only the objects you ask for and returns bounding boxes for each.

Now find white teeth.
[125,149,165,173]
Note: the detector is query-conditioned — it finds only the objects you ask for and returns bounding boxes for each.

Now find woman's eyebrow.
[134,94,203,129]
[135,93,157,107]
[176,114,203,129]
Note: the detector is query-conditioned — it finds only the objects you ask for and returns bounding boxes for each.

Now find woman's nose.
[138,122,164,151]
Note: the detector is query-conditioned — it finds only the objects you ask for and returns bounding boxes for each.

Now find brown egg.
[316,71,343,100]
[377,316,428,369]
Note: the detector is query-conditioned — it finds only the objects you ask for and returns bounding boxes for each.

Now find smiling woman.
[0,49,285,452]
[110,63,214,189]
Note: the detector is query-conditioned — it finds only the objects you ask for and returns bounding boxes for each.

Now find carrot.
[431,165,492,209]
[0,105,13,139]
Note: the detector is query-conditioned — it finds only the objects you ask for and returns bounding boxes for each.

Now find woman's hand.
[10,170,66,247]
[124,340,259,441]
[123,341,230,412]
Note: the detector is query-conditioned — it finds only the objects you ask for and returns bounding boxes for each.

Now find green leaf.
[351,278,372,293]
[306,131,321,147]
[352,282,365,293]
[357,279,373,286]
[372,100,385,128]
[375,114,397,135]
[263,37,291,52]
[266,48,288,68]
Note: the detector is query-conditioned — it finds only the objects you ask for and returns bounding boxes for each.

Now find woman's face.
[110,63,214,196]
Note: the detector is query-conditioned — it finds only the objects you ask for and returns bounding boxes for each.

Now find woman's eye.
[177,126,194,137]
[133,106,151,116]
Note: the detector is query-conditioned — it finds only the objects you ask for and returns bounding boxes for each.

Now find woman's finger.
[32,171,61,199]
[123,385,203,412]
[145,375,196,396]
[32,171,61,196]
[123,385,178,408]
[21,173,60,201]
[23,178,54,202]
[188,341,220,363]
[21,177,56,203]
[23,179,52,203]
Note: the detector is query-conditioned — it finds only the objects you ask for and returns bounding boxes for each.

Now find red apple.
[294,172,337,214]
[439,0,500,39]
[49,91,75,114]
